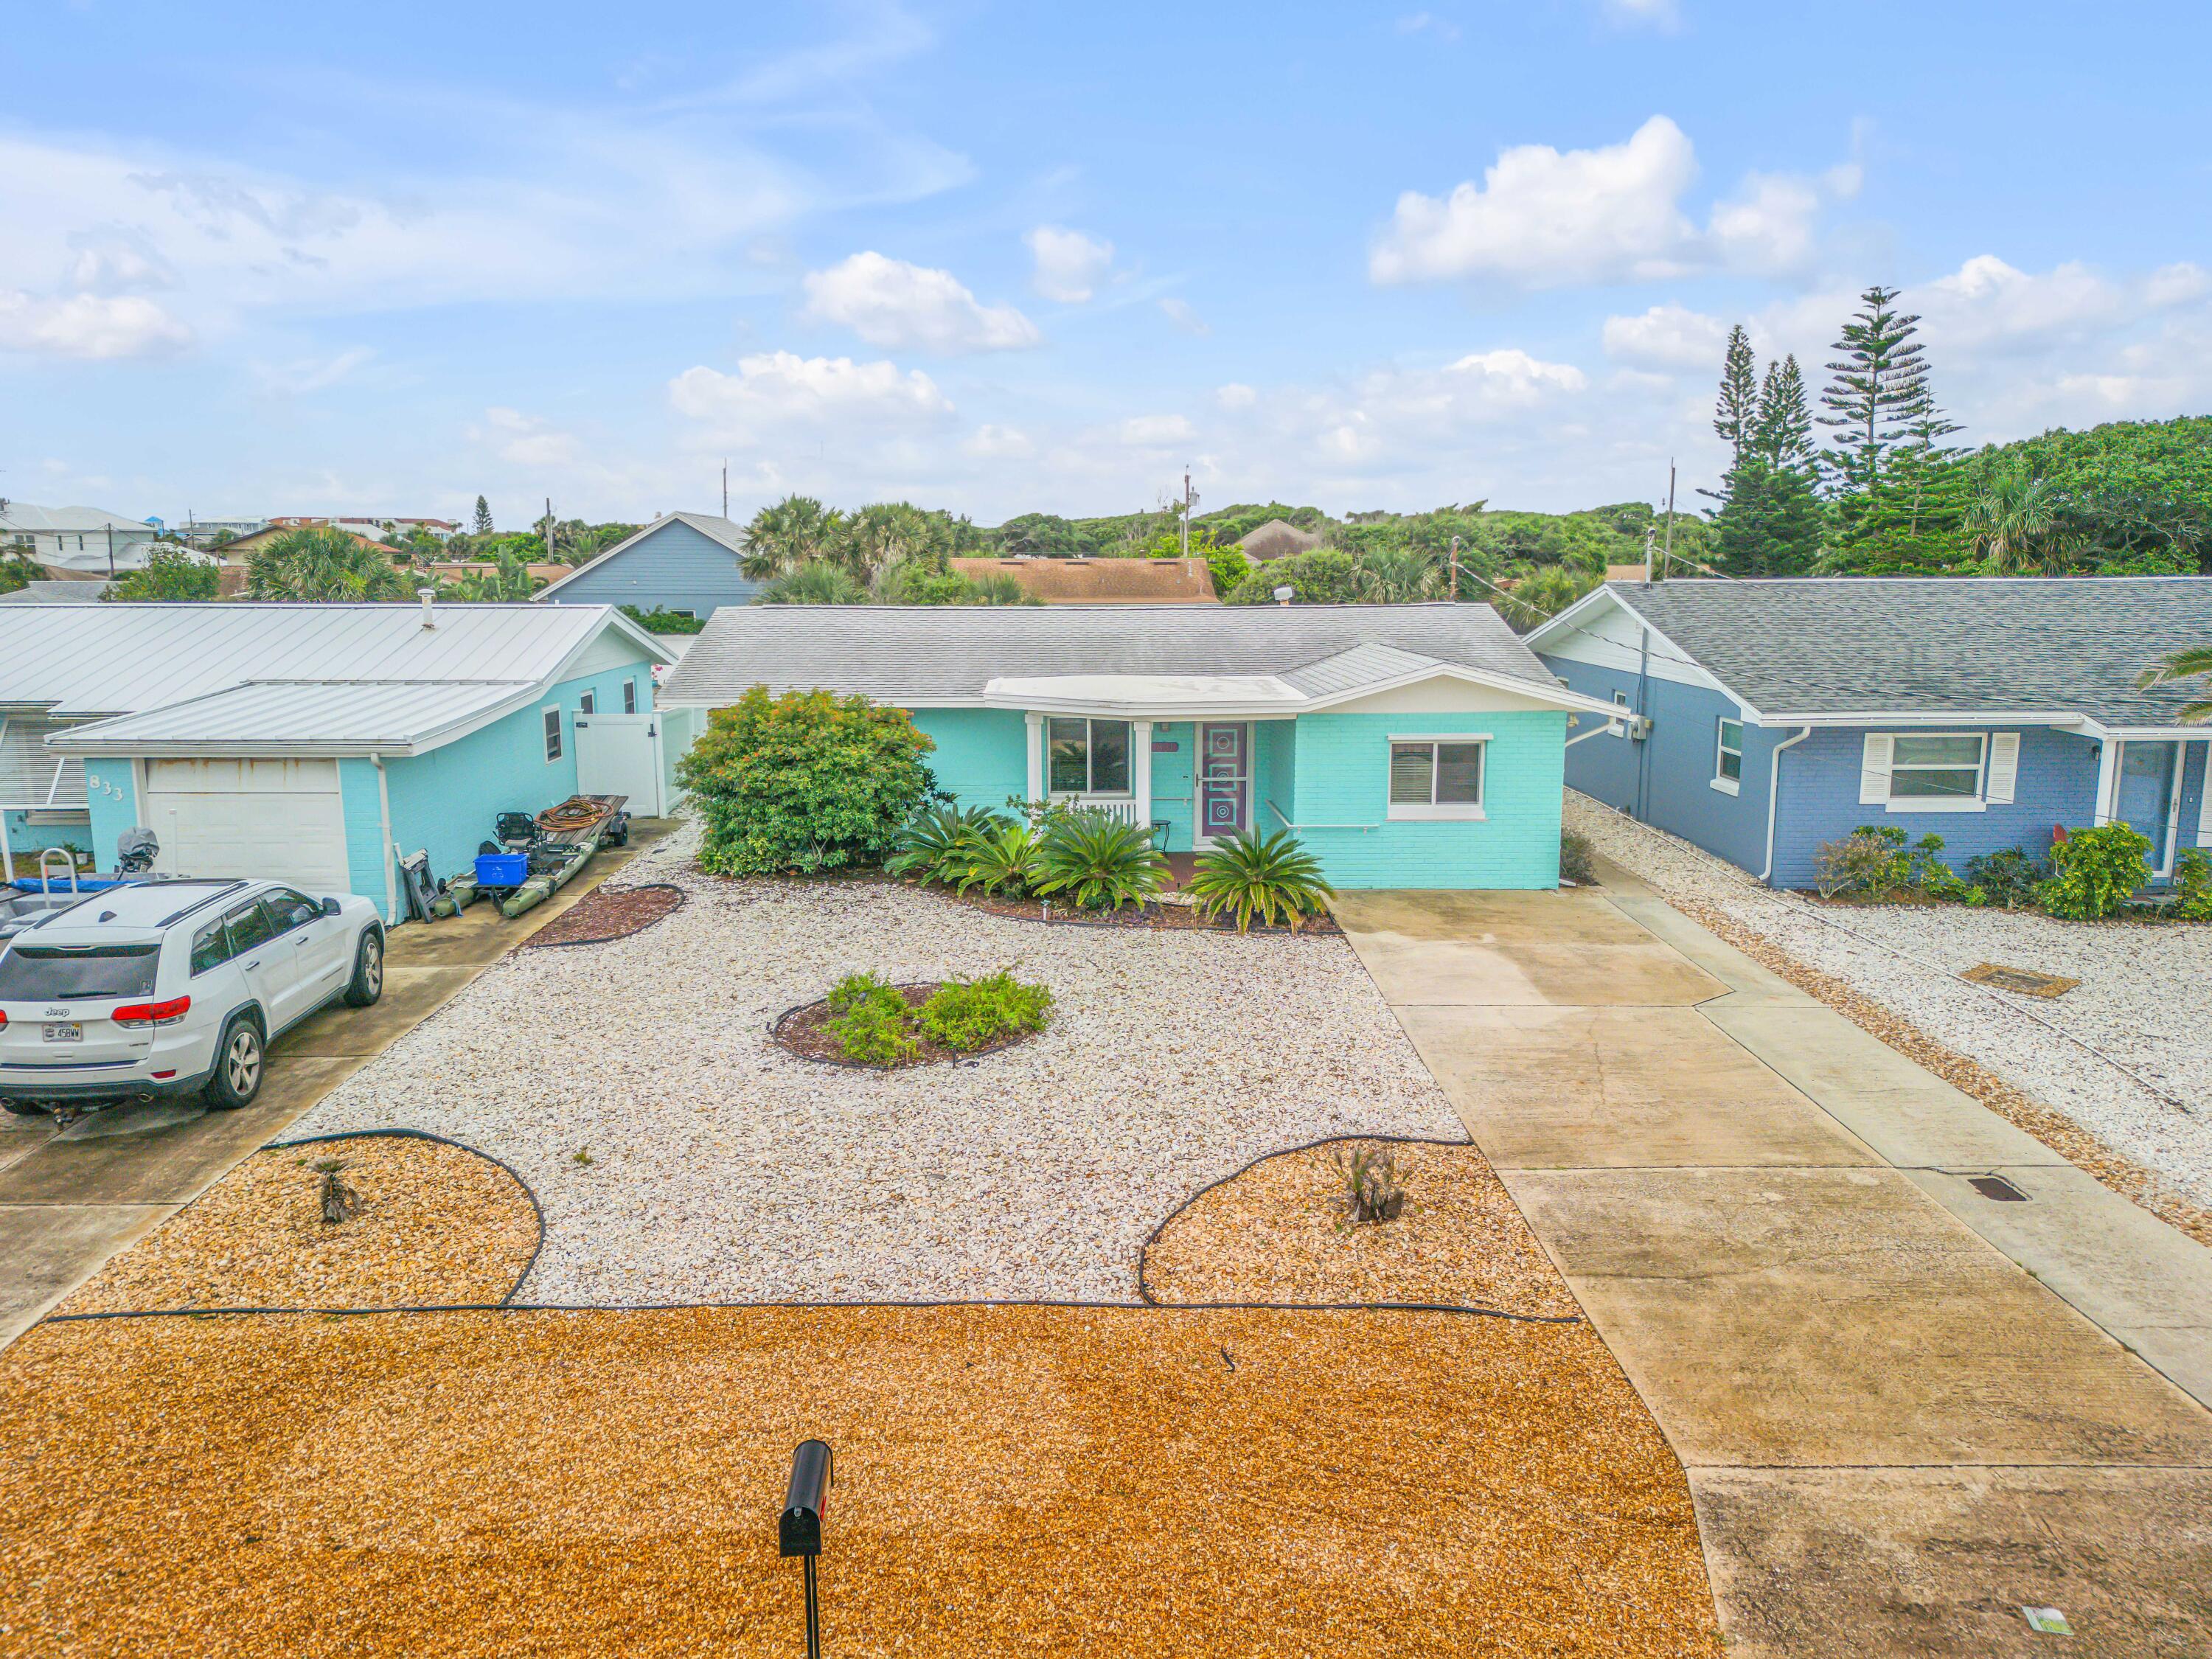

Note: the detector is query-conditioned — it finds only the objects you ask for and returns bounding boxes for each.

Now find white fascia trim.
[1756,710,2096,731]
[1520,584,1621,652]
[1301,661,1621,717]
[1526,585,1767,721]
[987,693,1301,719]
[540,608,678,677]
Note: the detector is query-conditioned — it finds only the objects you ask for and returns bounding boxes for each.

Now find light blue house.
[658,603,1621,888]
[4,600,675,922]
[532,512,761,620]
[1528,577,2212,888]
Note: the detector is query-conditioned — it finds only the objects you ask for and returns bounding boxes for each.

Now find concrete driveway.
[1334,860,2212,1659]
[0,823,670,1349]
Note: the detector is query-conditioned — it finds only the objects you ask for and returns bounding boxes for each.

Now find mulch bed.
[57,1133,540,1313]
[942,886,1343,936]
[1144,1137,1582,1318]
[524,883,686,949]
[771,981,1043,1070]
[0,1306,1721,1658]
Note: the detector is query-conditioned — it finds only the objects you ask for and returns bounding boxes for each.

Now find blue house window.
[1713,719,1743,796]
[623,680,638,714]
[1388,737,1486,821]
[1048,717,1132,796]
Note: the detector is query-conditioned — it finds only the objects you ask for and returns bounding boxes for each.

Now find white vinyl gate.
[142,758,353,894]
[574,712,667,817]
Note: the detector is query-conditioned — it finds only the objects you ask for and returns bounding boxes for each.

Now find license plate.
[43,1022,82,1043]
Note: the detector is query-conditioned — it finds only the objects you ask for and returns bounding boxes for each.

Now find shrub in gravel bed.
[2040,823,2154,920]
[1187,829,1335,932]
[2174,849,2212,922]
[1559,830,1599,886]
[888,804,1006,885]
[1029,812,1166,911]
[917,972,1053,1049]
[1964,844,2049,910]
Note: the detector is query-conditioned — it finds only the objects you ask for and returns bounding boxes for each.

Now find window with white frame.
[579,690,595,714]
[1387,738,1486,819]
[1714,718,1744,793]
[623,679,638,714]
[1047,717,1132,795]
[542,706,564,762]
[1889,734,1984,802]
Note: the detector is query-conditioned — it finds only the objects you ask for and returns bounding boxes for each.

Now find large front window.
[1890,734,1984,802]
[1048,717,1132,795]
[1388,738,1486,819]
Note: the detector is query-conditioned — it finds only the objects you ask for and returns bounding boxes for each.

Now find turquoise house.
[658,604,1621,888]
[6,599,676,922]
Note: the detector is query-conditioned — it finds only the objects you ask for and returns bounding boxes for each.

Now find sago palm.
[1186,829,1335,931]
[2140,645,2212,723]
[1029,813,1167,911]
[757,560,868,605]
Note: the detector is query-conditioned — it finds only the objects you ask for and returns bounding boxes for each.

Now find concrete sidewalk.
[0,824,670,1351]
[1335,860,2212,1658]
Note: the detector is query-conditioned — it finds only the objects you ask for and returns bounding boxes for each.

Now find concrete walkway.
[1334,859,2212,1659]
[0,824,669,1351]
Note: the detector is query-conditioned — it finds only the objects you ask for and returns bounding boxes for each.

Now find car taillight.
[111,996,190,1029]
[0,1010,7,1029]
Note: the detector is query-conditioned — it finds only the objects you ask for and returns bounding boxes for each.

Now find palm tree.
[444,552,543,601]
[740,495,845,580]
[757,559,868,605]
[244,527,411,601]
[2140,646,2212,723]
[1966,465,2079,574]
[1351,543,1439,603]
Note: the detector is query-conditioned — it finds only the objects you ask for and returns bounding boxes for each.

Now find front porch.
[1022,711,1284,854]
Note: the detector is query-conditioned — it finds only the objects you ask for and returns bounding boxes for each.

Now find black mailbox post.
[779,1440,834,1658]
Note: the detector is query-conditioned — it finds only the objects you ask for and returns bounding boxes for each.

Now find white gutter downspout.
[372,754,399,925]
[1759,726,1815,886]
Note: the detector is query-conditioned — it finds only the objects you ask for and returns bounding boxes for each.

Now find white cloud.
[1601,0,1680,29]
[1601,303,1731,370]
[669,350,953,444]
[1371,116,1850,288]
[963,423,1034,459]
[799,251,1040,353]
[251,346,375,395]
[1024,225,1114,303]
[1214,383,1258,409]
[1158,296,1210,335]
[473,406,587,469]
[0,289,191,358]
[1116,414,1197,447]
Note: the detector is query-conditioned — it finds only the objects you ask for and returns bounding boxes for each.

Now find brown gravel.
[56,1135,539,1314]
[0,1306,1719,1658]
[771,981,1043,1069]
[1144,1138,1582,1318]
[523,883,686,948]
[1669,892,2212,1251]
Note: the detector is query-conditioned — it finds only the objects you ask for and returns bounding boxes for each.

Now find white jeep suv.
[0,878,384,1116]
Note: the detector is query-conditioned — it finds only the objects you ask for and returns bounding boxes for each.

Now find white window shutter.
[1858,734,1893,804]
[1986,732,2019,804]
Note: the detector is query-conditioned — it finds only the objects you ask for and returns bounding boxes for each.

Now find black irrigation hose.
[521,883,688,951]
[258,1127,545,1307]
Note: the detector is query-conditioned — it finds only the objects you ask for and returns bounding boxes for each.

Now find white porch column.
[2199,739,2212,848]
[1133,719,1153,835]
[1024,712,1045,804]
[2093,737,2119,826]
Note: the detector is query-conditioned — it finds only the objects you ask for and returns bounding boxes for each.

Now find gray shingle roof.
[1598,577,2212,727]
[660,603,1566,706]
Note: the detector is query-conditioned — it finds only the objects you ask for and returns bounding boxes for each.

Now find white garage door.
[142,759,354,896]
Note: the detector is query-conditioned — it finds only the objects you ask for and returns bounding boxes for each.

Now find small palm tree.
[1352,544,1439,603]
[244,527,411,601]
[757,560,868,605]
[1186,829,1335,931]
[2140,646,2212,723]
[740,495,845,580]
[1966,465,2079,574]
[1029,813,1167,911]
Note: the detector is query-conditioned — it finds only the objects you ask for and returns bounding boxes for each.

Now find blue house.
[5,600,677,922]
[1528,577,2212,888]
[532,512,761,620]
[658,603,1621,889]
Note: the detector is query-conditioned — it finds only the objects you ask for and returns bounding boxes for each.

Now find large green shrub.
[1186,829,1335,931]
[1963,845,2048,910]
[679,687,936,875]
[2172,848,2212,922]
[2038,823,2153,919]
[917,972,1053,1049]
[1029,811,1167,911]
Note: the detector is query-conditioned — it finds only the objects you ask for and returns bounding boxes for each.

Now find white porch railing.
[1056,795,1141,826]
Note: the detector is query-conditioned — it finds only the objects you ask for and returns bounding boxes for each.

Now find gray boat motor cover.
[116,827,160,873]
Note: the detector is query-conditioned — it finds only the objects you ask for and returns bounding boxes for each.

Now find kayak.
[431,794,628,919]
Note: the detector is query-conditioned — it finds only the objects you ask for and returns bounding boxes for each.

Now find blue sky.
[4,1,2209,529]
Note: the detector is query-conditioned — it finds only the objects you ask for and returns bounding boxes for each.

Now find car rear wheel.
[203,1015,265,1110]
[341,928,384,1008]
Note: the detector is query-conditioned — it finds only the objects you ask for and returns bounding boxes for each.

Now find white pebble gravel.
[1567,790,2212,1208]
[295,821,1461,1304]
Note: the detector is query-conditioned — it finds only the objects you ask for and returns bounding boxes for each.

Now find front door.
[1197,723,1248,844]
[2116,740,2180,872]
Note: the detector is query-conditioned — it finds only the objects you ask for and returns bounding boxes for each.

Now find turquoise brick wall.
[908,708,1030,814]
[1285,711,1565,888]
[4,810,91,863]
[1251,720,1297,838]
[82,761,137,870]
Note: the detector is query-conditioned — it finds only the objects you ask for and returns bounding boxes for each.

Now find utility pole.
[722,462,729,519]
[1179,467,1193,559]
[1643,526,1655,585]
[1660,462,1677,582]
[106,521,115,579]
[1449,535,1461,603]
[544,496,554,564]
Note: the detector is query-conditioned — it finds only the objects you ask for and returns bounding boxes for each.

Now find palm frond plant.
[757,559,869,605]
[1186,829,1335,931]
[956,822,1040,897]
[1029,811,1167,911]
[1351,543,1439,603]
[2140,645,2212,723]
[740,495,845,580]
[887,804,1004,883]
[1966,465,2080,574]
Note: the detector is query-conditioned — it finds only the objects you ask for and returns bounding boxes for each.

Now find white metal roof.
[0,503,155,535]
[50,680,543,757]
[0,602,669,718]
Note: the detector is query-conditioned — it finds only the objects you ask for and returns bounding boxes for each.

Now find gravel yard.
[1568,790,2212,1211]
[293,822,1461,1304]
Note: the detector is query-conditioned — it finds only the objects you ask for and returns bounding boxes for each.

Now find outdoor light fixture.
[780,1439,835,1658]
